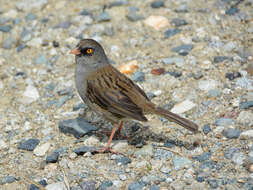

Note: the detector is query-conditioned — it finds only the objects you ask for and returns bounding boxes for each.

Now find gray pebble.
[0,176,17,185]
[202,124,211,134]
[54,21,71,29]
[0,25,12,32]
[224,147,241,159]
[33,54,47,65]
[215,118,234,126]
[56,94,73,108]
[213,56,229,63]
[239,101,253,109]
[207,89,221,98]
[162,57,184,65]
[20,29,32,42]
[108,0,129,8]
[46,151,59,163]
[171,18,188,27]
[208,179,219,189]
[59,117,98,139]
[18,138,40,151]
[98,12,111,22]
[164,28,181,39]
[2,36,16,49]
[150,185,160,190]
[115,156,131,165]
[132,71,145,82]
[80,180,96,190]
[222,128,241,139]
[25,13,37,21]
[151,1,164,8]
[74,146,97,155]
[171,44,193,56]
[0,16,9,25]
[128,181,145,190]
[99,180,113,190]
[173,156,192,170]
[193,152,211,162]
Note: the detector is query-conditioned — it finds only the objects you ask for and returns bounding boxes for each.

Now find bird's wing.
[86,65,148,122]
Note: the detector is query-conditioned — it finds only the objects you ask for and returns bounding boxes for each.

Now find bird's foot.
[100,130,128,140]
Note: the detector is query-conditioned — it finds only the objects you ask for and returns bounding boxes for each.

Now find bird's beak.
[70,48,81,55]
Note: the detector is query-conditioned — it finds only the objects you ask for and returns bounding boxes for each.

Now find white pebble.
[23,85,40,104]
[33,142,50,156]
[171,100,196,114]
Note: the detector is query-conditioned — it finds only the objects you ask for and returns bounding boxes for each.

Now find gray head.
[70,39,109,71]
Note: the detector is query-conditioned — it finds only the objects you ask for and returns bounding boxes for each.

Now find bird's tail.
[146,103,199,133]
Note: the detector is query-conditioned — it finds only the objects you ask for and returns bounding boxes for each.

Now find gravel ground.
[0,0,253,189]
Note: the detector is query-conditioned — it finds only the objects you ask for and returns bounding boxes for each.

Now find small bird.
[70,39,198,154]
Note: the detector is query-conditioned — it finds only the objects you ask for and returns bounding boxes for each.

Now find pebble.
[0,176,17,185]
[126,11,144,22]
[170,100,196,114]
[161,57,184,66]
[160,166,171,174]
[0,17,9,25]
[119,174,127,181]
[237,111,253,126]
[198,79,217,91]
[203,124,211,134]
[222,128,241,139]
[236,77,253,90]
[215,118,235,126]
[213,56,229,63]
[29,179,47,190]
[45,182,66,190]
[80,180,96,190]
[167,71,182,78]
[144,16,168,30]
[18,138,40,151]
[73,102,87,111]
[25,13,37,21]
[0,25,12,32]
[58,117,98,138]
[0,139,7,150]
[224,147,241,160]
[134,145,153,157]
[16,0,48,11]
[164,28,181,39]
[151,1,164,8]
[115,156,131,165]
[54,21,71,29]
[56,95,73,108]
[171,18,188,27]
[207,179,219,189]
[154,148,173,160]
[74,146,96,155]
[20,29,32,42]
[226,7,239,15]
[239,101,253,109]
[193,152,211,162]
[33,54,48,65]
[2,36,16,49]
[33,142,50,156]
[99,180,113,190]
[171,44,193,56]
[23,85,40,104]
[120,60,138,74]
[173,156,192,170]
[150,185,160,190]
[151,68,165,75]
[128,181,145,190]
[46,151,59,163]
[240,130,253,140]
[132,71,145,82]
[98,12,111,22]
[232,152,246,165]
[225,72,242,80]
[207,89,221,98]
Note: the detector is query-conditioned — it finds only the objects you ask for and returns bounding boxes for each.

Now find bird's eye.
[80,47,94,56]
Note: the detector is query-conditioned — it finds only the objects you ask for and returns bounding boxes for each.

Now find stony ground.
[0,0,253,189]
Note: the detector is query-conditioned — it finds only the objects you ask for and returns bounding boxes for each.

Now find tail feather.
[148,104,199,133]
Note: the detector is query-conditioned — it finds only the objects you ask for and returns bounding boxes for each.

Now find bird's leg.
[99,121,127,139]
[95,123,121,154]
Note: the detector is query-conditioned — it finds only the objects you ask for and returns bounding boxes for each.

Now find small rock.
[161,57,184,66]
[33,54,47,65]
[29,179,47,190]
[232,152,246,165]
[226,7,239,15]
[33,142,50,156]
[167,71,182,78]
[132,71,145,82]
[222,128,241,139]
[126,11,144,22]
[119,174,127,181]
[239,101,253,109]
[193,152,211,162]
[2,36,16,49]
[99,180,113,190]
[208,179,219,189]
[215,118,234,126]
[213,56,229,63]
[98,12,111,22]
[80,180,96,190]
[224,147,241,160]
[18,138,40,151]
[46,151,59,163]
[16,0,48,11]
[46,182,66,190]
[20,29,32,42]
[193,72,203,80]
[171,18,188,27]
[108,0,129,8]
[173,156,192,170]
[150,185,160,190]
[207,89,221,98]
[128,181,145,190]
[73,102,87,111]
[198,79,217,91]
[23,85,40,104]
[144,16,168,30]
[56,95,73,108]
[154,148,173,160]
[0,139,7,150]
[0,25,12,33]
[25,13,37,21]
[74,146,96,155]
[58,117,98,138]
[171,100,196,114]
[202,124,211,134]
[171,44,193,56]
[151,68,165,75]
[134,145,153,157]
[54,21,71,29]
[115,156,131,165]
[52,41,59,47]
[164,28,181,39]
[160,166,171,174]
[240,130,253,140]
[151,1,164,8]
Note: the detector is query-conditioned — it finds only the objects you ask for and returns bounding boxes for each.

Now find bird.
[70,39,199,154]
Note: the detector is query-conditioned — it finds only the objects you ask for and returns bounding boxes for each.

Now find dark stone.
[17,44,26,52]
[193,152,211,162]
[0,25,12,32]
[213,56,229,63]
[164,28,181,38]
[225,72,241,80]
[171,44,193,56]
[130,123,141,132]
[29,179,47,190]
[171,18,188,27]
[208,179,219,189]
[46,151,59,163]
[222,128,241,139]
[239,101,253,109]
[226,7,239,15]
[15,71,26,78]
[57,87,74,96]
[80,180,96,190]
[167,71,182,78]
[18,138,40,151]
[59,117,98,138]
[115,156,131,165]
[52,40,59,47]
[108,0,129,8]
[164,139,176,148]
[202,124,211,134]
[99,180,113,190]
[132,72,145,82]
[196,176,204,182]
[128,181,145,190]
[151,1,164,8]
[80,9,91,16]
[74,146,96,155]
[129,136,145,148]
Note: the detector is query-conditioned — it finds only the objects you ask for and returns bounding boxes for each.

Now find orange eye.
[86,48,93,54]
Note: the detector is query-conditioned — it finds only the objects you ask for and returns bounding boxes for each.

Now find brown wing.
[86,65,148,122]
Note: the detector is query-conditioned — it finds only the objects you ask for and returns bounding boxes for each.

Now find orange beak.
[70,48,81,55]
